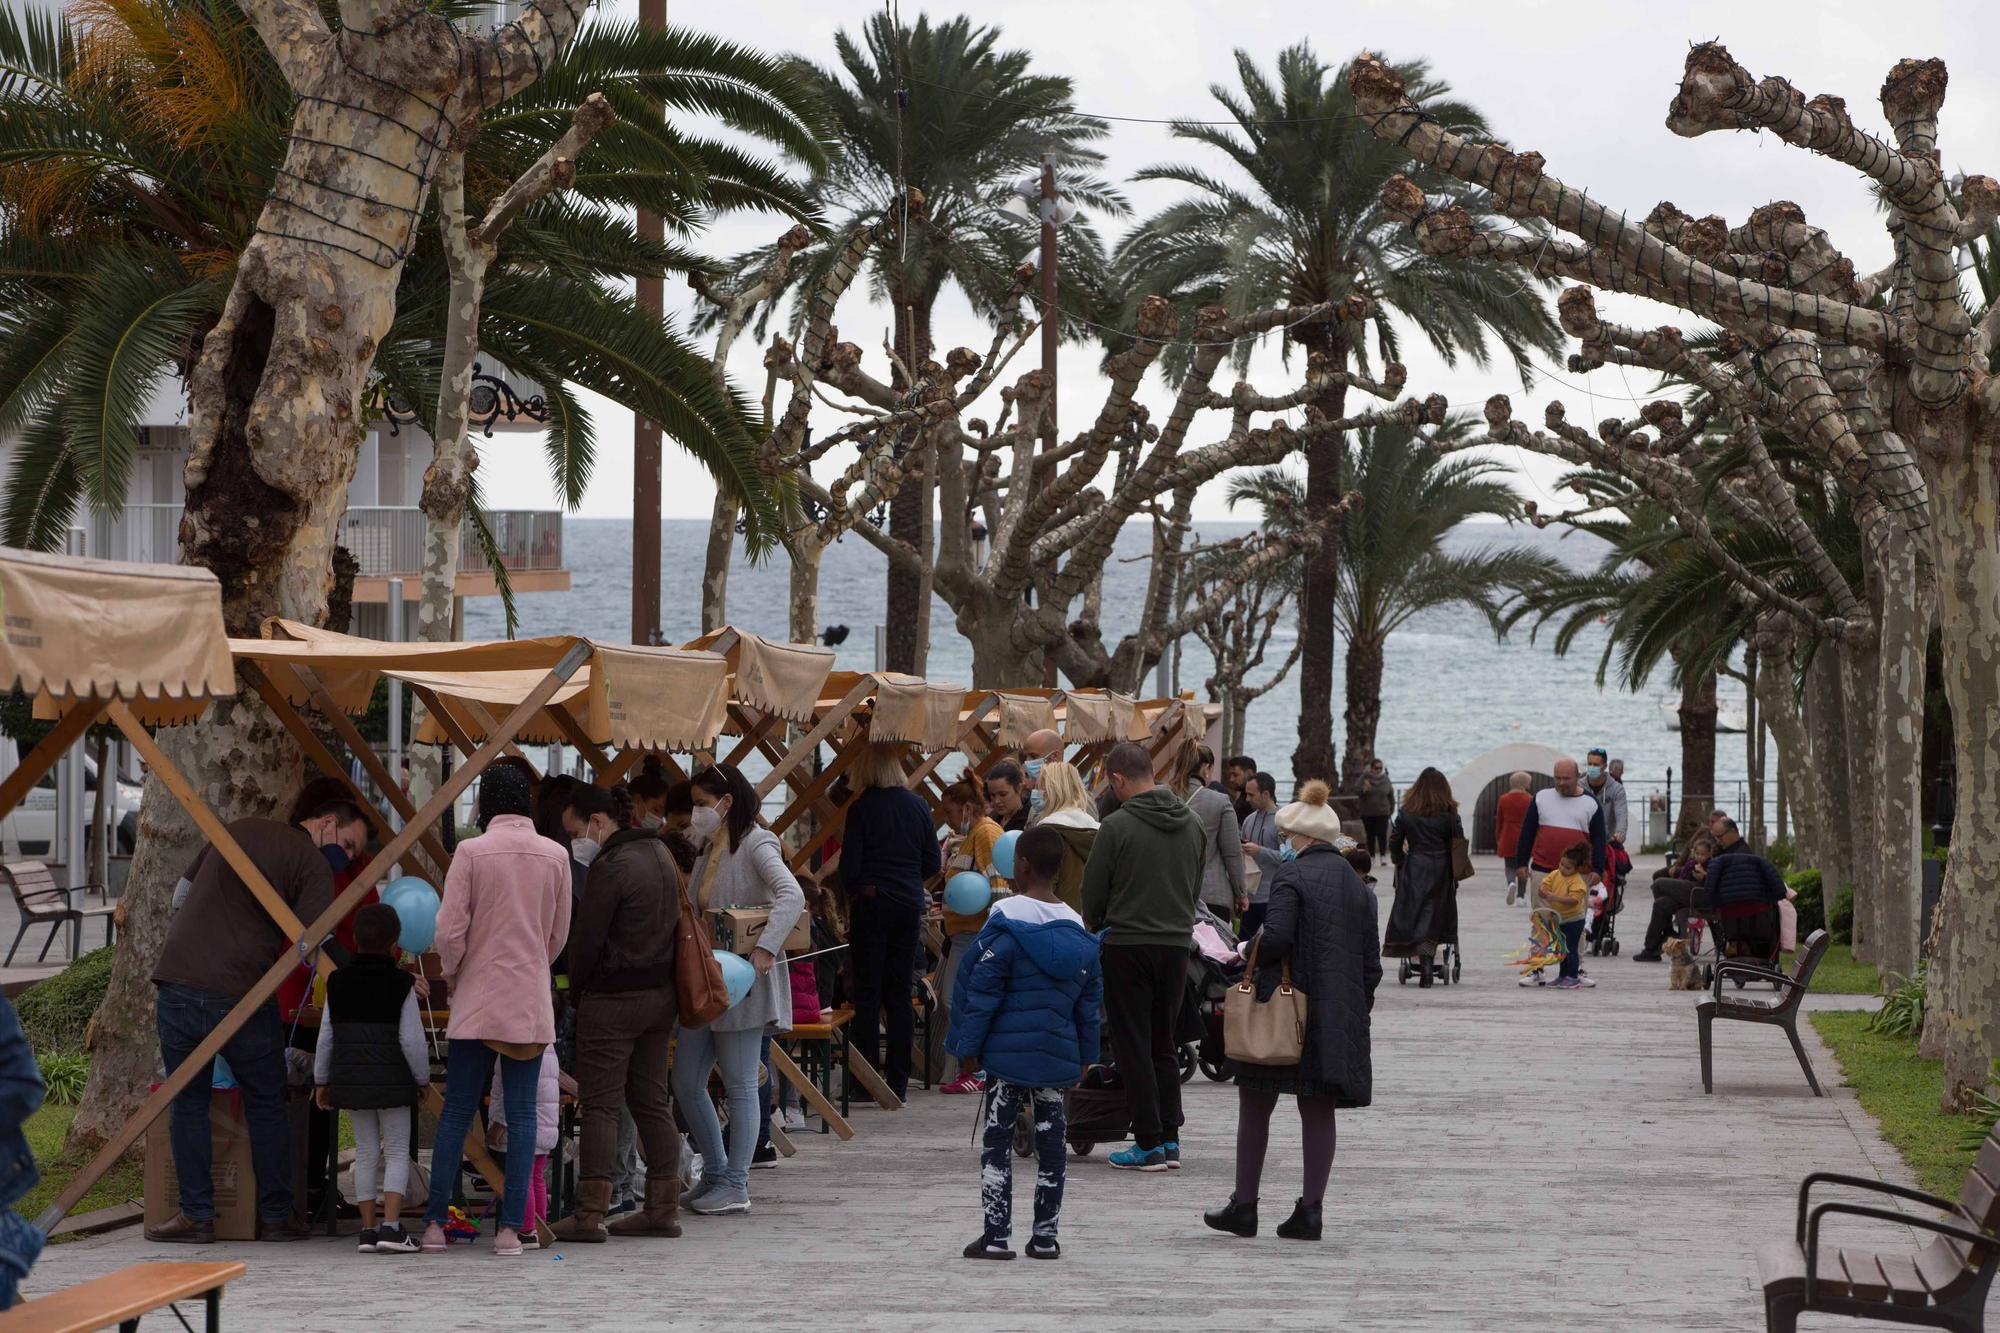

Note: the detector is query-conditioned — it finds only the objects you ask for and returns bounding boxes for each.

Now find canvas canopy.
[867,673,966,752]
[0,546,234,708]
[239,621,732,753]
[688,627,837,725]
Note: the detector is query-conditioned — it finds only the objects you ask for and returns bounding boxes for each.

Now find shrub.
[1788,869,1825,936]
[35,1051,88,1106]
[1965,1060,2000,1150]
[1767,839,1795,874]
[1871,964,1928,1039]
[15,946,115,1056]
[1831,883,1855,945]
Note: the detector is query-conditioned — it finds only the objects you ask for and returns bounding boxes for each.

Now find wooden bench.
[0,1260,246,1331]
[2,861,115,966]
[1759,1123,2000,1330]
[1699,928,1827,1098]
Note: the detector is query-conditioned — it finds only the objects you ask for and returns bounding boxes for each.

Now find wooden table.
[0,1260,245,1332]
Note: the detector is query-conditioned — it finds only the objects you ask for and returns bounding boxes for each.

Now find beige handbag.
[1223,930,1307,1067]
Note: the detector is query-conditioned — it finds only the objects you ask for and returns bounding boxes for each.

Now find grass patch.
[14,1104,144,1229]
[1811,1011,1980,1199]
[1813,943,1882,996]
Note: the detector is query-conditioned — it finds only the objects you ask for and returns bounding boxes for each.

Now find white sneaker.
[1505,884,1518,906]
[1518,970,1546,988]
[781,1108,806,1131]
[1575,975,1597,988]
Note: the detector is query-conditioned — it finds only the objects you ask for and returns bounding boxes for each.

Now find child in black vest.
[314,903,431,1253]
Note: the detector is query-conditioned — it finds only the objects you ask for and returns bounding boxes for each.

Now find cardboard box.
[144,1088,258,1240]
[713,907,811,956]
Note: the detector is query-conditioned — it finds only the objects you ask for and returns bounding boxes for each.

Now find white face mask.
[637,813,664,831]
[571,837,600,867]
[689,804,725,840]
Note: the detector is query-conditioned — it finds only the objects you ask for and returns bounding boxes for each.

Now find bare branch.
[473,93,613,244]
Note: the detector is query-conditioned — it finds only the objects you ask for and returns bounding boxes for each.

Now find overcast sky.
[471,0,2000,519]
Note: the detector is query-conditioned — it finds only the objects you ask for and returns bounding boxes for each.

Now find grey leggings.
[1232,1084,1338,1206]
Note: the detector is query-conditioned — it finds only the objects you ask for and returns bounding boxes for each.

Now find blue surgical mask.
[320,843,350,874]
[1585,765,1603,781]
[1277,842,1299,863]
[1024,758,1045,781]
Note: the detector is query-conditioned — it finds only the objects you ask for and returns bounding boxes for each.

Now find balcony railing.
[89,505,562,577]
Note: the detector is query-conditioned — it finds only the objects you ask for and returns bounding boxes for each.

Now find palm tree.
[1116,43,1561,789]
[0,0,829,574]
[766,10,1125,672]
[1229,417,1543,787]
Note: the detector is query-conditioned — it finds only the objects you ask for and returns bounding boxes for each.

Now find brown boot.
[608,1174,681,1238]
[550,1177,611,1244]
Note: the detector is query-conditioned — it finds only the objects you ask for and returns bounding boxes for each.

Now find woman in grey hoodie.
[1179,745,1246,919]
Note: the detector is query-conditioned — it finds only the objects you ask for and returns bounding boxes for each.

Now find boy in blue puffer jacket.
[948,825,1102,1262]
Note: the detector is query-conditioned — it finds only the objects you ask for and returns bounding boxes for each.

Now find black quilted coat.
[1237,844,1382,1107]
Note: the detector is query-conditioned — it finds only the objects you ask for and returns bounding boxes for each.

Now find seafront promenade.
[27,856,1917,1330]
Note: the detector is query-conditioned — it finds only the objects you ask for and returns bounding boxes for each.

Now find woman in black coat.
[1205,780,1381,1243]
[1383,766,1463,988]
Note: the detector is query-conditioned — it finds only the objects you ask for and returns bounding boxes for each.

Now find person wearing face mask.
[1019,729,1063,818]
[834,744,940,1103]
[550,785,685,1241]
[1205,779,1379,1243]
[630,757,671,832]
[147,795,367,1244]
[938,773,1005,1095]
[673,763,805,1216]
[1581,747,1629,848]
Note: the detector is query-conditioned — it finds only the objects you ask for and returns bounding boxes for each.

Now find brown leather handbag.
[1451,835,1476,882]
[671,839,730,1027]
[1223,930,1307,1067]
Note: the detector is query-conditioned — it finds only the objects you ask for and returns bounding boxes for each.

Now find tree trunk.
[883,298,935,673]
[1340,631,1384,787]
[962,604,1039,689]
[1674,666,1718,844]
[1866,531,1929,980]
[1803,646,1857,900]
[1840,637,1881,964]
[1919,440,2000,1100]
[1292,329,1349,787]
[702,493,736,633]
[789,531,823,647]
[1757,656,1832,878]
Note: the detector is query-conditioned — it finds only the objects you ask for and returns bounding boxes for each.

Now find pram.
[1190,902,1244,1082]
[1586,844,1631,957]
[1685,898,1784,993]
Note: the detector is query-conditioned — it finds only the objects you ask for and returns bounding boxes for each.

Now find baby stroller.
[1686,899,1784,993]
[1587,844,1631,957]
[1190,903,1245,1082]
[1062,1064,1132,1158]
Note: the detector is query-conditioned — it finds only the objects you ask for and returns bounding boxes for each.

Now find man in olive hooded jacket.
[1080,742,1205,1171]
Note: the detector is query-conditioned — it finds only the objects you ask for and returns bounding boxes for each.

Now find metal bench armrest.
[1797,1172,1958,1242]
[1806,1201,1995,1306]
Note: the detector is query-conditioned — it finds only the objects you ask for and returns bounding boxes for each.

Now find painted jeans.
[980,1081,1066,1245]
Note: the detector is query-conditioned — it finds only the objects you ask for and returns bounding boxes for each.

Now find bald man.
[1020,729,1063,817]
[1512,758,1607,986]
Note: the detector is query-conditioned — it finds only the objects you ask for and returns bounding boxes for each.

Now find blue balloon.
[944,871,993,916]
[383,879,439,954]
[715,950,757,1009]
[990,830,1021,881]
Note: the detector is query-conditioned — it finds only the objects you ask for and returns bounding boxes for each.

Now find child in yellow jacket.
[1537,841,1596,991]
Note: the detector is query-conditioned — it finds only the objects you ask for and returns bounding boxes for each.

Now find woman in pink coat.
[421,766,571,1258]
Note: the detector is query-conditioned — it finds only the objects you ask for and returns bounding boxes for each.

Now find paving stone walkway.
[27,857,1943,1329]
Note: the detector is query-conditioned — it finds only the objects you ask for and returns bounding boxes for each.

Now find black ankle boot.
[1275,1198,1322,1241]
[1202,1197,1257,1237]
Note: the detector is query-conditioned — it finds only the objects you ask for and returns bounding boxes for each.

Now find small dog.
[1662,938,1705,991]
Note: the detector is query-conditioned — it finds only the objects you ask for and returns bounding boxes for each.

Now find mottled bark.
[788,529,822,647]
[1757,648,1831,871]
[1867,531,1929,979]
[702,493,736,634]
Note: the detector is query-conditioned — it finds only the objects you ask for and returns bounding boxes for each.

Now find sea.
[462,518,1755,827]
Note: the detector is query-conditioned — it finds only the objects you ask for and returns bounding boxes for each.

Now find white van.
[0,743,143,857]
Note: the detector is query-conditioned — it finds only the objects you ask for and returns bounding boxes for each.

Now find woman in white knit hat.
[1203,780,1381,1245]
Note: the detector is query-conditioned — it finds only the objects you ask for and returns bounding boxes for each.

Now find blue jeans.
[755,1034,773,1152]
[423,1039,538,1232]
[1559,919,1585,980]
[981,1081,1066,1244]
[671,1024,762,1193]
[155,983,294,1223]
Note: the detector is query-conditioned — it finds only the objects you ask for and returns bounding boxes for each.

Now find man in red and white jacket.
[1512,757,1607,987]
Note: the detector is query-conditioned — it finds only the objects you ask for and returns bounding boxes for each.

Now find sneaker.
[1108,1145,1169,1172]
[1631,950,1663,962]
[520,1231,541,1251]
[1575,974,1597,988]
[688,1184,751,1216]
[493,1227,524,1258]
[1518,970,1546,988]
[751,1142,779,1170]
[356,1227,378,1254]
[940,1072,985,1095]
[607,1195,637,1218]
[781,1107,807,1131]
[372,1224,420,1254]
[1025,1236,1061,1260]
[420,1222,449,1253]
[1552,976,1582,990]
[1505,884,1518,906]
[1162,1141,1182,1170]
[963,1235,1016,1261]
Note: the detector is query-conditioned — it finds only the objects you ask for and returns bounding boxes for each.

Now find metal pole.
[874,625,887,673]
[387,578,404,831]
[629,0,667,647]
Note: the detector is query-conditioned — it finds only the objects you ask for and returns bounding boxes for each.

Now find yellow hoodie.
[1539,867,1590,923]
